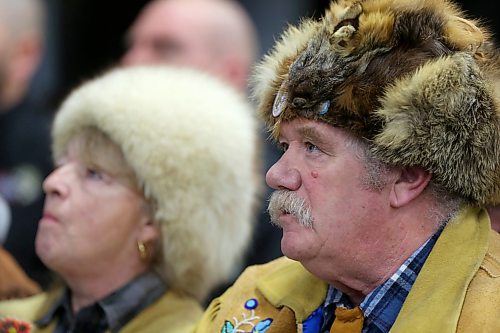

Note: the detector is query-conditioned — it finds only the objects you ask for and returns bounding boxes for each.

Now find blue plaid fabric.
[320,229,441,333]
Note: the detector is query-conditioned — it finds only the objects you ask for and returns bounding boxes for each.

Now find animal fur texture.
[252,0,500,205]
[52,66,261,302]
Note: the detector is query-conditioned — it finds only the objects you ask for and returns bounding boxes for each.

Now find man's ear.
[389,166,432,208]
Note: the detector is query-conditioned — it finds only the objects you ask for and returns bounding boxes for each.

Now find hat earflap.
[373,52,500,205]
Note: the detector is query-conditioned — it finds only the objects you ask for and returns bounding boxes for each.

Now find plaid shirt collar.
[321,229,442,333]
[37,271,167,333]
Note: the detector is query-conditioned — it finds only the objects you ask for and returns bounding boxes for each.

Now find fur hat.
[252,0,500,206]
[52,66,261,301]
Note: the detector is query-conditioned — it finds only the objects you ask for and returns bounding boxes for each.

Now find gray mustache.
[268,190,313,228]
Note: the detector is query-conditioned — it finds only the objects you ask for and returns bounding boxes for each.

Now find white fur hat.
[52,66,261,301]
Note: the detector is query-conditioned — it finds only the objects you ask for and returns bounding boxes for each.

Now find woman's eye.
[86,168,104,181]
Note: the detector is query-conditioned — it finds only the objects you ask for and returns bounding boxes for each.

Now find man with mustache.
[194,0,500,332]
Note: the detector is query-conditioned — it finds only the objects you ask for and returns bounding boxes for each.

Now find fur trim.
[252,0,500,205]
[52,66,261,302]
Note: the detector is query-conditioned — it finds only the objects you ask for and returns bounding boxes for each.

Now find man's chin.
[280,234,307,262]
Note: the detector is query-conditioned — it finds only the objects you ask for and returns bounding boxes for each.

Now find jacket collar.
[391,206,491,332]
[256,258,327,322]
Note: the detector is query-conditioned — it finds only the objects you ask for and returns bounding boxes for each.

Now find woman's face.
[35,137,155,279]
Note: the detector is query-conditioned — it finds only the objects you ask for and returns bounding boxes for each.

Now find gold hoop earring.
[137,241,148,261]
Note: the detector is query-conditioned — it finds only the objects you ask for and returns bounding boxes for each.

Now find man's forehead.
[277,118,345,141]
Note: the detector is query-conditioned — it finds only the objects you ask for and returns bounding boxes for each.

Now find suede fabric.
[0,289,202,333]
[390,207,498,332]
[330,307,364,333]
[197,257,324,333]
[0,246,40,300]
[456,231,500,332]
[195,206,500,333]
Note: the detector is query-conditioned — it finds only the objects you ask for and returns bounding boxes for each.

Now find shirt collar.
[37,271,167,332]
[36,289,66,327]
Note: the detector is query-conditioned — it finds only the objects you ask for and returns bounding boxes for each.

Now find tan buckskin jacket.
[0,246,40,300]
[0,288,202,333]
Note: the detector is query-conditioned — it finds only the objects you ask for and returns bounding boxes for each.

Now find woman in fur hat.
[0,66,261,332]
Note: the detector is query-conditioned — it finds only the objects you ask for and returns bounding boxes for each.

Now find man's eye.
[305,142,319,153]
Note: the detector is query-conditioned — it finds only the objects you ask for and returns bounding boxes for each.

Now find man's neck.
[487,205,500,232]
[304,211,441,305]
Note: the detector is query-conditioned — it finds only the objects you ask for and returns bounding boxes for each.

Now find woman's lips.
[40,212,59,224]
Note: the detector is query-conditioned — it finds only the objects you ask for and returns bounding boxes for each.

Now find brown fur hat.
[252,0,500,206]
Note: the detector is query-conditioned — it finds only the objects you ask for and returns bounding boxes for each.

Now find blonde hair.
[69,127,140,192]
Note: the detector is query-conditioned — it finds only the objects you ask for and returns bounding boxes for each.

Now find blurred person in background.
[0,0,53,289]
[122,0,283,296]
[0,194,40,300]
[0,66,260,332]
[122,0,257,92]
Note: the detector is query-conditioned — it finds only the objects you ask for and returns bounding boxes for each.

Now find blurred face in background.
[0,0,44,109]
[121,0,257,92]
[0,63,6,107]
[36,128,156,280]
[0,22,10,106]
[122,0,216,70]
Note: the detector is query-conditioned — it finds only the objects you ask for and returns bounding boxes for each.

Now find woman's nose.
[42,166,70,198]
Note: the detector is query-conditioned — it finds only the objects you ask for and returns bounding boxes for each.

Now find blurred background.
[33,0,500,112]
